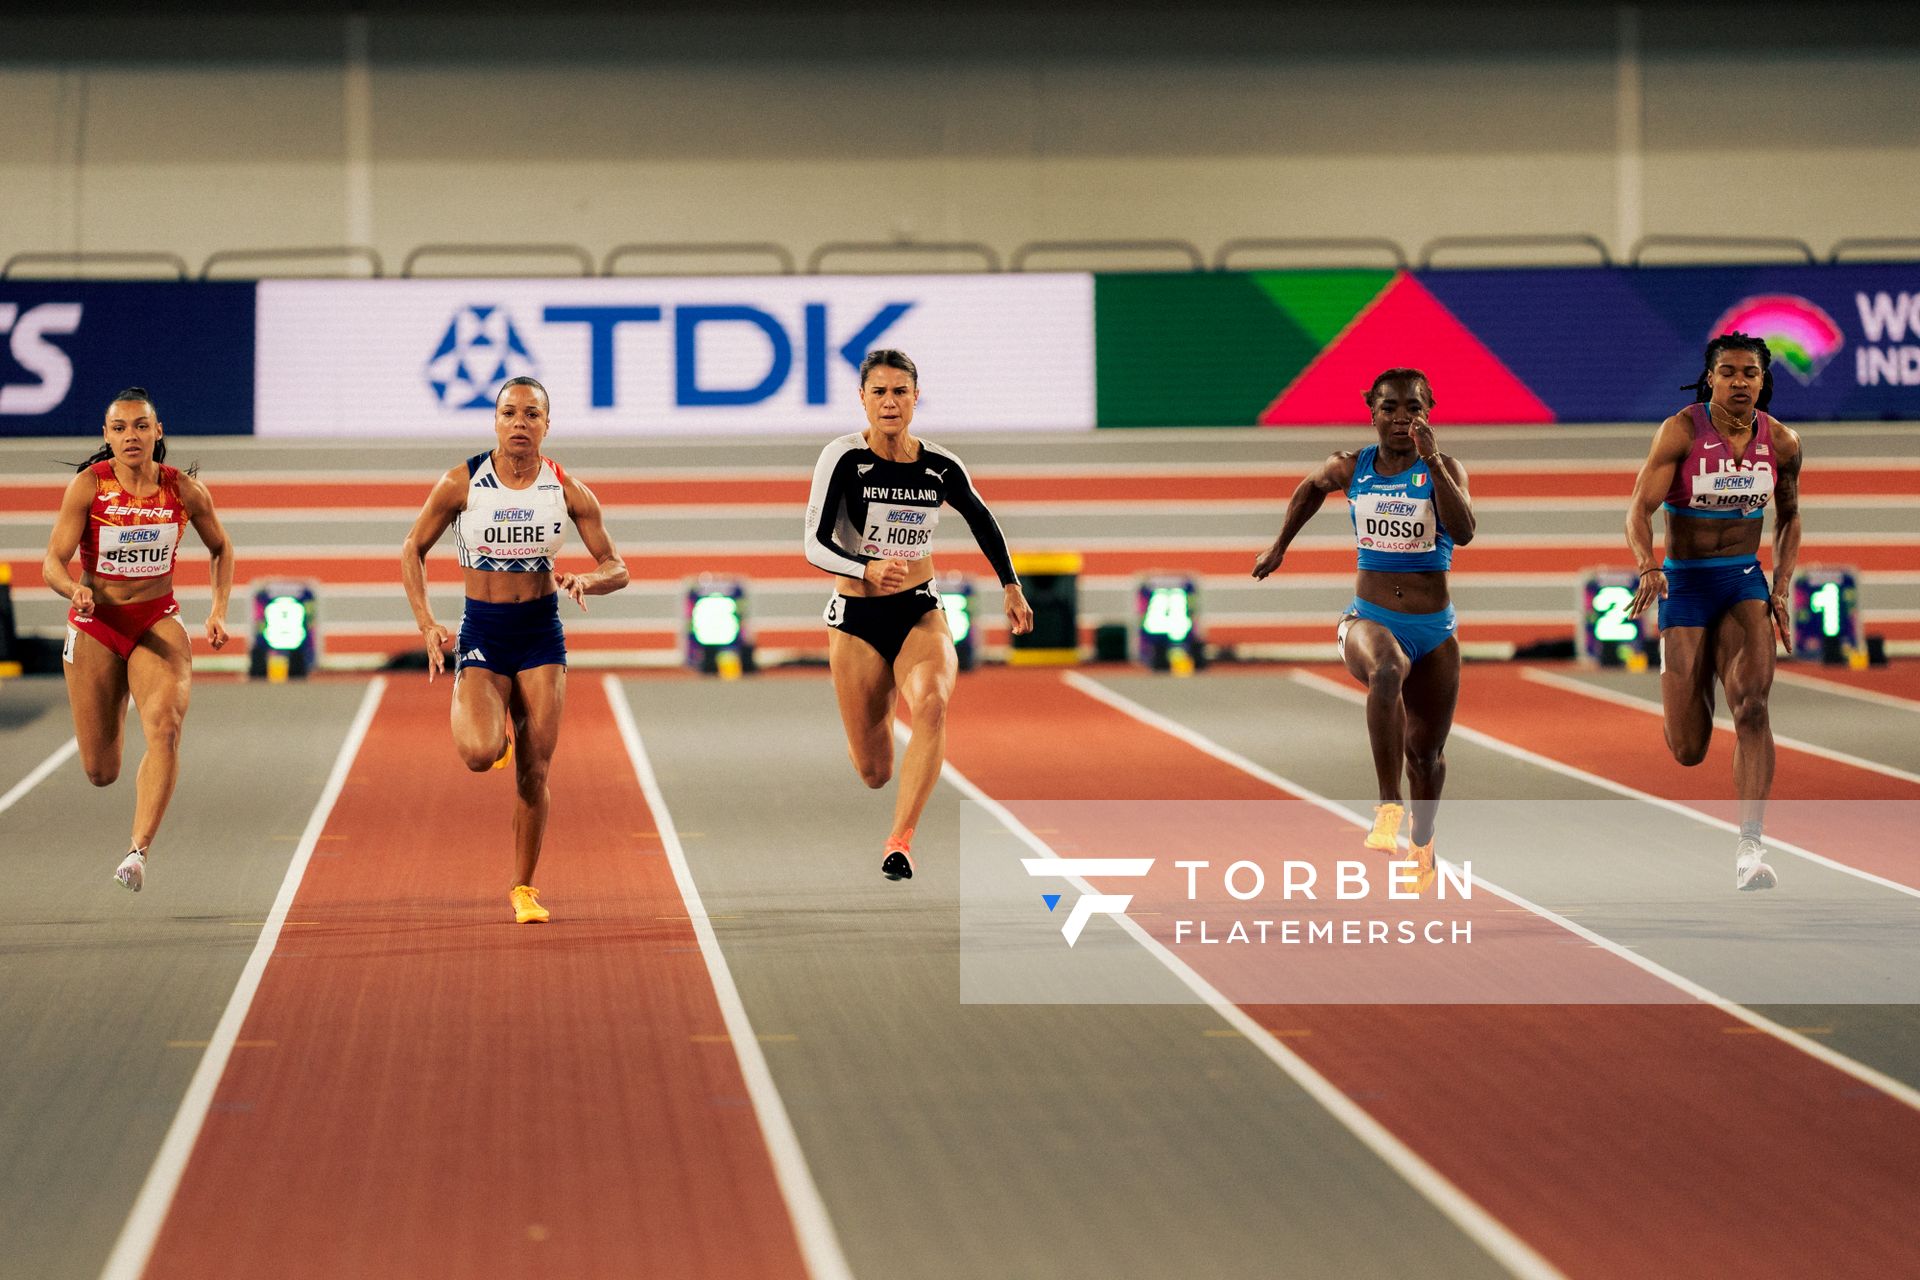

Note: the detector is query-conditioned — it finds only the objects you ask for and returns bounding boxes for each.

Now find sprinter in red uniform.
[42,387,235,892]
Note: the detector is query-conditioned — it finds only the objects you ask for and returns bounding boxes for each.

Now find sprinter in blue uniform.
[1253,368,1476,891]
[401,376,629,923]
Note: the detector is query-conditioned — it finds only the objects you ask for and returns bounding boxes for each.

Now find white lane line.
[1069,670,1920,1117]
[98,677,387,1280]
[1520,667,1920,787]
[912,717,1565,1280]
[1291,669,1920,904]
[1772,668,1920,714]
[605,676,853,1280]
[0,737,78,817]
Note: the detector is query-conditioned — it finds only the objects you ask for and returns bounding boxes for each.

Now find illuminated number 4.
[1142,588,1194,643]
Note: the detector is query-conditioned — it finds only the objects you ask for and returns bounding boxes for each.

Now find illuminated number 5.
[1591,586,1639,642]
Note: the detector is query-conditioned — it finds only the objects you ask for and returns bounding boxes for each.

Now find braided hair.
[1683,332,1774,412]
[1364,367,1436,409]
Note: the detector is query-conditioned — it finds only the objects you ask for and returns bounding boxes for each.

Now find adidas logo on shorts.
[462,648,485,662]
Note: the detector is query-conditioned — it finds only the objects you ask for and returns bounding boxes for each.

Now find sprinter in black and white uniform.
[401,376,629,924]
[804,349,1033,881]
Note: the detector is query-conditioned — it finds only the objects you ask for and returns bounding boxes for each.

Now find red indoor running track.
[939,669,1920,1279]
[139,677,809,1280]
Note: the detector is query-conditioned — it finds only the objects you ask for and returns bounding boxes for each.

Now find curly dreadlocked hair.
[1683,332,1774,413]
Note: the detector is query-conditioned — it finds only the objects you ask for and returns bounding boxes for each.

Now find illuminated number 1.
[1591,586,1638,642]
[1142,588,1194,643]
[1809,582,1843,638]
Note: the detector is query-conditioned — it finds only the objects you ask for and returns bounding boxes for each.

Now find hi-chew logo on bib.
[863,502,939,559]
[1691,461,1773,512]
[1353,493,1435,554]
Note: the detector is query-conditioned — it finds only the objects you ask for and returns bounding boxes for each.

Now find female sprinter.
[803,349,1033,881]
[42,387,234,892]
[1626,333,1801,891]
[1253,368,1475,891]
[400,376,628,924]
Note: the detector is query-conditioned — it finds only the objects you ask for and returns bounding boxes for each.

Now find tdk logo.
[120,527,161,543]
[426,306,538,410]
[428,300,912,411]
[0,302,82,416]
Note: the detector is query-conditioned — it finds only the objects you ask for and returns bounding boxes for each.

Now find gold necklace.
[1708,402,1755,433]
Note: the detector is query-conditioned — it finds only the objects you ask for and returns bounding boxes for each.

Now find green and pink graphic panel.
[1095,265,1920,425]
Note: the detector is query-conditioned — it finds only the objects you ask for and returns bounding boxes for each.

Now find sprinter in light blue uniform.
[1254,368,1476,891]
[401,376,630,924]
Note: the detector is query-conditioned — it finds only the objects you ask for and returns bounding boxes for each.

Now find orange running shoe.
[1364,803,1404,854]
[1405,840,1437,895]
[510,884,549,924]
[491,725,514,771]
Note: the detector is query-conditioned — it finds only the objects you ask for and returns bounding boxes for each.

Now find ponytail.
[61,385,180,472]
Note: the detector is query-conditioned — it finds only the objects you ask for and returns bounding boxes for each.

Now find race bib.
[1689,466,1772,515]
[96,523,181,578]
[1352,493,1436,555]
[861,502,939,561]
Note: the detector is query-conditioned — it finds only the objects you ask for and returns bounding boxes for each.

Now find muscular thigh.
[65,625,130,745]
[1340,619,1406,686]
[126,614,193,723]
[510,665,567,761]
[892,611,957,705]
[1713,599,1775,702]
[1401,637,1460,748]
[453,666,513,739]
[829,627,895,736]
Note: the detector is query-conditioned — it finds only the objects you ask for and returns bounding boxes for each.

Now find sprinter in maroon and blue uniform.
[1253,367,1476,893]
[1627,332,1804,891]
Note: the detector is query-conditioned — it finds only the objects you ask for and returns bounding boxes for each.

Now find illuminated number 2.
[1809,582,1843,638]
[1591,586,1639,642]
[1142,588,1194,643]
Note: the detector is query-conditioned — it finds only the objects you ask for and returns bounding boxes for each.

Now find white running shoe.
[1735,837,1777,891]
[114,849,146,893]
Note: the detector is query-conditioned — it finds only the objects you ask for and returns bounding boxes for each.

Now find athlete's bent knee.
[1406,746,1444,779]
[457,741,501,773]
[84,760,120,788]
[905,687,949,734]
[857,757,892,789]
[141,712,184,758]
[1727,691,1770,737]
[1368,663,1407,698]
[1664,728,1709,768]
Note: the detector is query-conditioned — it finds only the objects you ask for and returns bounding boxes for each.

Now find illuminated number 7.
[1591,586,1639,642]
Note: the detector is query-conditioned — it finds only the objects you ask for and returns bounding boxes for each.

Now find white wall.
[0,5,1914,273]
